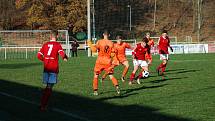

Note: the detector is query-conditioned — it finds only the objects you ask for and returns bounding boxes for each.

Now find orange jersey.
[146,38,154,61]
[148,38,155,48]
[114,42,131,63]
[94,39,114,74]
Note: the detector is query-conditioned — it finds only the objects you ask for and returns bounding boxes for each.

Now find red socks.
[40,87,52,109]
[157,63,167,74]
[130,73,135,82]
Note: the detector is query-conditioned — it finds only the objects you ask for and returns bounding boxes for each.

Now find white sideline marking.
[0,91,93,121]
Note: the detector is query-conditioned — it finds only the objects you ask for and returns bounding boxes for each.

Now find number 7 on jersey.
[47,44,53,56]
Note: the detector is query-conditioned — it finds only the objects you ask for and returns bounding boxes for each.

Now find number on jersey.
[47,44,53,55]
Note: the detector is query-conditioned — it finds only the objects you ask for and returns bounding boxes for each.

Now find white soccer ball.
[142,71,149,78]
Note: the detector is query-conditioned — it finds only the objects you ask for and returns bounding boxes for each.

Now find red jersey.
[37,41,66,73]
[158,36,170,54]
[132,43,149,60]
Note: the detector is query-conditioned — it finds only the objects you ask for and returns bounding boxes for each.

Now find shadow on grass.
[165,68,186,72]
[0,79,194,121]
[98,84,168,101]
[166,69,200,75]
[150,77,188,83]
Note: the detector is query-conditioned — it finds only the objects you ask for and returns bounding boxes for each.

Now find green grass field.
[0,51,215,121]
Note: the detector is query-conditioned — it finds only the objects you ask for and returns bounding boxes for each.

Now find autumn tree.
[15,0,87,32]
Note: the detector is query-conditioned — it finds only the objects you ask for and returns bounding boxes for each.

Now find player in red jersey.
[129,38,150,85]
[101,35,132,82]
[156,30,173,76]
[37,30,68,111]
[87,31,120,95]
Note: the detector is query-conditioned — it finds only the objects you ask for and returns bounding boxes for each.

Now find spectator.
[71,40,79,57]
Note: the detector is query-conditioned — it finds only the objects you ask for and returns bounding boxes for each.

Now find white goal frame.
[0,30,70,59]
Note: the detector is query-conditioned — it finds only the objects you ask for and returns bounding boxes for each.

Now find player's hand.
[63,57,68,61]
[148,60,152,65]
[170,47,173,52]
[87,40,92,46]
[63,54,68,61]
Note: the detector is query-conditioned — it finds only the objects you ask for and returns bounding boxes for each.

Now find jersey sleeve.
[37,45,44,61]
[58,44,68,59]
[125,43,132,49]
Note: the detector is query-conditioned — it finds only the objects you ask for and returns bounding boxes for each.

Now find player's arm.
[58,45,68,61]
[87,39,97,52]
[167,37,173,52]
[37,47,44,61]
[132,45,137,59]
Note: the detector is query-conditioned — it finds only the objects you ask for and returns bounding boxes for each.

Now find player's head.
[145,32,150,39]
[116,35,122,44]
[50,29,58,41]
[103,30,110,39]
[141,37,148,47]
[162,30,168,37]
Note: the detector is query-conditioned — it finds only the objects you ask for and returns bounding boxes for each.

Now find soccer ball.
[142,71,149,78]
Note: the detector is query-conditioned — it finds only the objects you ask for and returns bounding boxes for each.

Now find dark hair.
[142,37,150,54]
[51,29,58,37]
[162,30,168,34]
[116,35,122,40]
[103,30,110,36]
[142,37,149,43]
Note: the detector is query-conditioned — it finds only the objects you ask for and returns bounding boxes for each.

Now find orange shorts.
[94,63,113,75]
[118,57,127,64]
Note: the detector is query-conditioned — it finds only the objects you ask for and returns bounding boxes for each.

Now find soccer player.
[156,30,173,76]
[129,38,150,85]
[101,35,132,82]
[37,29,68,111]
[144,32,154,66]
[87,31,120,95]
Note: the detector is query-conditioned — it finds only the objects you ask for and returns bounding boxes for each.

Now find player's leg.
[129,60,139,85]
[121,60,129,82]
[157,54,168,75]
[108,74,120,94]
[137,64,148,84]
[93,72,99,95]
[104,65,120,94]
[101,64,116,82]
[93,64,102,95]
[40,72,56,111]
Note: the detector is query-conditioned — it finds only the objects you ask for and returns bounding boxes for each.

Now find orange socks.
[93,77,98,91]
[122,67,129,78]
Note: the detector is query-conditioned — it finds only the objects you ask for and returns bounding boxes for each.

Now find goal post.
[0,30,70,60]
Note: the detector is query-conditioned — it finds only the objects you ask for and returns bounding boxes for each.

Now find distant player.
[87,31,120,95]
[101,35,132,82]
[37,29,68,111]
[156,30,173,75]
[129,38,150,85]
[144,32,154,67]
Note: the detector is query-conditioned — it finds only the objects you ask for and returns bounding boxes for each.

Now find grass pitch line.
[0,91,94,121]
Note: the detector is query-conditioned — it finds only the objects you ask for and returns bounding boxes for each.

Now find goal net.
[0,30,69,59]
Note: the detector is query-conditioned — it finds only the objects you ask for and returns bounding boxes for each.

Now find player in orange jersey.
[101,35,132,82]
[87,31,120,95]
[144,32,154,67]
